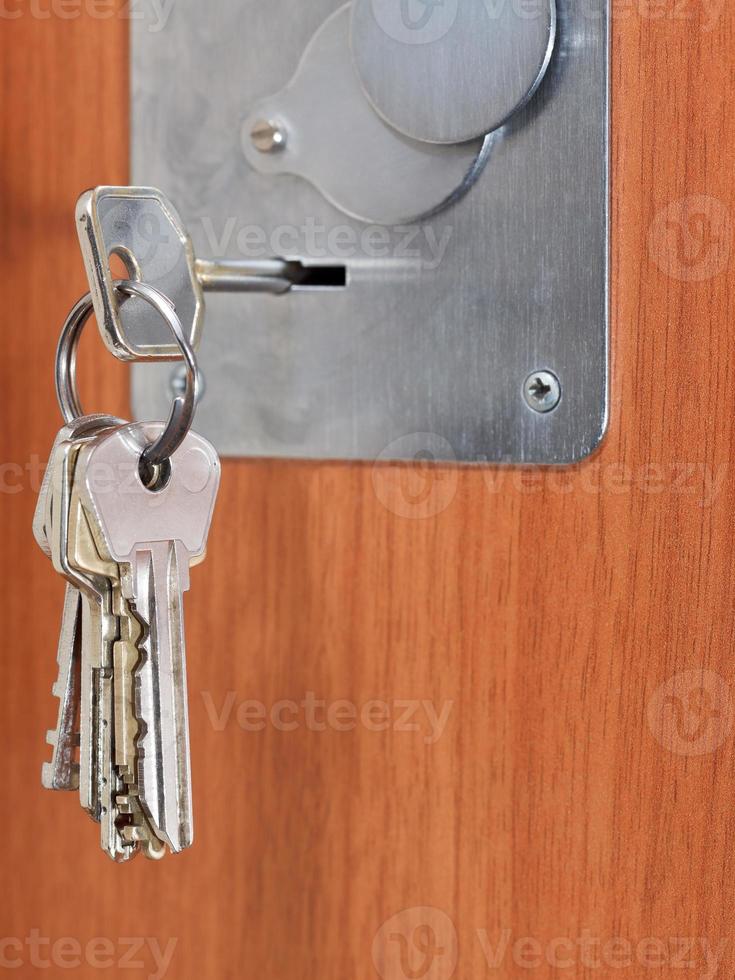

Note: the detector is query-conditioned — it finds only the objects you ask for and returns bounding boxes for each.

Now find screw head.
[523,370,561,414]
[250,119,287,153]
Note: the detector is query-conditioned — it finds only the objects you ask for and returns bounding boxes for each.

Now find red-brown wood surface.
[3,3,735,978]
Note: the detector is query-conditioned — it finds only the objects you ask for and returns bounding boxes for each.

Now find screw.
[523,370,561,414]
[250,119,287,153]
[170,364,205,402]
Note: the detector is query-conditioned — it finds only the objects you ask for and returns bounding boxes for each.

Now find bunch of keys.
[35,273,221,862]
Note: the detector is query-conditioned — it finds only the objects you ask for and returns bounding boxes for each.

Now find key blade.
[69,482,167,860]
[133,542,193,852]
[42,583,82,792]
[75,422,220,855]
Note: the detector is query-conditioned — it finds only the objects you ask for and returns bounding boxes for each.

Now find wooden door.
[3,4,735,978]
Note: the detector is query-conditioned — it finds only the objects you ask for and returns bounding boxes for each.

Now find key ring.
[56,279,200,470]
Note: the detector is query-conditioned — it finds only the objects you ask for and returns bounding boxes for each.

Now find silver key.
[46,421,122,820]
[66,491,137,861]
[66,487,165,861]
[41,583,82,792]
[36,416,123,806]
[33,414,122,559]
[38,417,171,861]
[75,187,299,362]
[76,422,220,852]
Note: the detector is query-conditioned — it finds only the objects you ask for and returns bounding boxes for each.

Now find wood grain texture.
[3,3,735,978]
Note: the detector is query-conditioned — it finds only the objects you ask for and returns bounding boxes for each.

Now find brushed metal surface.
[351,0,556,144]
[131,0,608,464]
[77,187,203,361]
[242,5,491,224]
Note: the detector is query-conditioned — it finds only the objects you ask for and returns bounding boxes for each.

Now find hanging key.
[74,421,221,852]
[42,418,162,860]
[66,480,165,861]
[39,270,218,861]
[40,584,82,792]
[35,415,123,799]
[41,418,124,821]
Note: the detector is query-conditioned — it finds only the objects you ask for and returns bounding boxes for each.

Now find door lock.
[131,0,608,464]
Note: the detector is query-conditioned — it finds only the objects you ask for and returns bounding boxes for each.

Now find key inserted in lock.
[77,187,347,361]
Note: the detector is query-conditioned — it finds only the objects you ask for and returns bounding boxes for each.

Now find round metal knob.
[350,0,556,145]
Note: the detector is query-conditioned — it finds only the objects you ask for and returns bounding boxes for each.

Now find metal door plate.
[131,0,608,464]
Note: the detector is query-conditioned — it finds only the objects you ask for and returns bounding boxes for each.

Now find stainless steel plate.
[131,0,608,464]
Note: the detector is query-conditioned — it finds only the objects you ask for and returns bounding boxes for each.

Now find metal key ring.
[56,279,200,469]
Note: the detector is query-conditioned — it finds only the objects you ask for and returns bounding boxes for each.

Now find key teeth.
[41,762,54,789]
[115,792,168,860]
[121,826,145,843]
[106,845,139,865]
[41,761,79,791]
[143,840,167,861]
